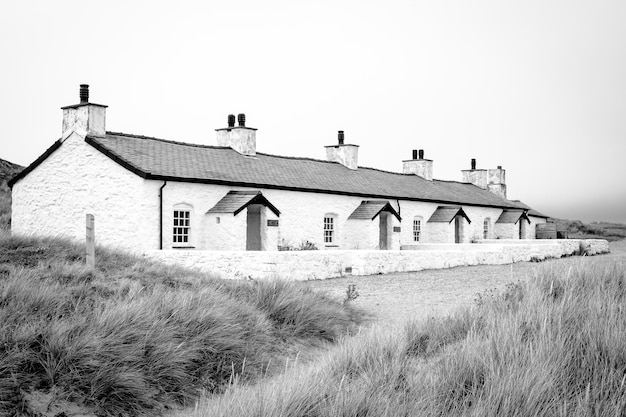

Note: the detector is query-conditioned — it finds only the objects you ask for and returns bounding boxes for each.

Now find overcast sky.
[1,0,625,223]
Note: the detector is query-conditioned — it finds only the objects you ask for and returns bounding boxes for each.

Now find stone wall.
[146,239,610,281]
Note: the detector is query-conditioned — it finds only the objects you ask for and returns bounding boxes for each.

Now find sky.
[1,0,625,223]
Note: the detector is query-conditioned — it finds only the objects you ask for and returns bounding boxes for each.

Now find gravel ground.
[302,240,626,325]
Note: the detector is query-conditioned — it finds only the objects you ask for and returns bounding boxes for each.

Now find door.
[246,206,262,250]
[379,212,389,250]
[519,220,526,239]
[455,216,461,243]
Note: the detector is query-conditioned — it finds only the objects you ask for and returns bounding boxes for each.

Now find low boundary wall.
[146,239,610,281]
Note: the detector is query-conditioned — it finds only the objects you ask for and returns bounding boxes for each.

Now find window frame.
[413,217,423,242]
[172,206,192,247]
[483,218,490,239]
[323,214,337,245]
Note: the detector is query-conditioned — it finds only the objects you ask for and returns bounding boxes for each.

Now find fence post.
[86,214,95,270]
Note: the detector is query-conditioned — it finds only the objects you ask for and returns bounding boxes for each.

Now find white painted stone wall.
[11,132,154,253]
[146,239,610,281]
[528,216,547,239]
[495,223,519,240]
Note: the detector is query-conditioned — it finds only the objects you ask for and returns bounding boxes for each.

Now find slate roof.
[207,191,281,216]
[348,201,402,221]
[77,132,542,211]
[427,206,472,223]
[496,210,531,224]
[509,200,549,218]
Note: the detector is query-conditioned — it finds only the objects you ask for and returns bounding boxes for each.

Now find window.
[483,218,490,239]
[413,217,422,242]
[324,215,335,244]
[173,210,190,244]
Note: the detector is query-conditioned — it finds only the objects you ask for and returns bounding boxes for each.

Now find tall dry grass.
[190,258,626,417]
[0,232,364,416]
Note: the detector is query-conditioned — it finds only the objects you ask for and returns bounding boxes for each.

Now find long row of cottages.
[9,85,549,252]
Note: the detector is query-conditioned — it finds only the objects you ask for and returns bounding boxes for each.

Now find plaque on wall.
[267,219,279,227]
[393,227,401,233]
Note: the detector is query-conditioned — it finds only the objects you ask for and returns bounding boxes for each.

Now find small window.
[173,210,190,244]
[483,218,490,239]
[324,215,335,244]
[413,217,422,242]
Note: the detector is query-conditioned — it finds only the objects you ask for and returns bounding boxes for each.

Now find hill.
[553,218,626,241]
[0,158,23,230]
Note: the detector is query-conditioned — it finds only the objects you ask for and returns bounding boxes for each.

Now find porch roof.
[427,206,472,224]
[206,191,281,217]
[496,210,530,224]
[348,200,402,221]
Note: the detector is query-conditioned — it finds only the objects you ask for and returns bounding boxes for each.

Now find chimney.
[462,158,507,198]
[61,84,107,137]
[325,130,359,170]
[216,113,257,156]
[487,166,506,198]
[403,149,433,181]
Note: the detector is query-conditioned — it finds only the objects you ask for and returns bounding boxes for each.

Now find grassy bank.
[190,257,626,416]
[0,232,365,416]
[555,218,626,241]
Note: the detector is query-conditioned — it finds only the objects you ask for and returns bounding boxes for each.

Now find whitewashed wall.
[147,239,610,281]
[495,223,519,239]
[528,216,547,239]
[11,132,153,252]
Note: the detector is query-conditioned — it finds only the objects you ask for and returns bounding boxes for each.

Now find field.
[0,232,364,416]
[186,243,626,416]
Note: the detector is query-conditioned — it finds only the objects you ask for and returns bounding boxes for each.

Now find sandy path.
[302,240,626,325]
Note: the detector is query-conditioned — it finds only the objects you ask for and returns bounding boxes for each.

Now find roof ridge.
[105,131,232,150]
[104,131,420,176]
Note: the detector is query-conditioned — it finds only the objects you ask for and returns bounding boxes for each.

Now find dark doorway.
[379,212,390,250]
[455,216,461,243]
[246,205,262,251]
[519,220,527,239]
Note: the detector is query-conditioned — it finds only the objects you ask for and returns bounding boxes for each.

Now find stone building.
[10,85,548,252]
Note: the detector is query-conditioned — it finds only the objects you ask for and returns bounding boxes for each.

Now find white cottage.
[10,85,549,252]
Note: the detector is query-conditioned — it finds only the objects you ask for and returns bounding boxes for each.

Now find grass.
[188,257,626,417]
[0,232,365,416]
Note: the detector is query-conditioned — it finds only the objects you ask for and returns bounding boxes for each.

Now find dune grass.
[189,258,626,417]
[0,232,365,416]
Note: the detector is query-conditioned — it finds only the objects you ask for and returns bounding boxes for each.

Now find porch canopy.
[348,200,401,221]
[207,191,281,216]
[427,206,471,223]
[496,210,530,224]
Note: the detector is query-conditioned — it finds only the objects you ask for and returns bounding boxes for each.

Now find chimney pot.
[237,113,246,127]
[418,149,424,159]
[497,165,502,169]
[471,158,476,170]
[79,84,89,103]
[412,149,418,160]
[338,130,344,145]
[227,114,236,127]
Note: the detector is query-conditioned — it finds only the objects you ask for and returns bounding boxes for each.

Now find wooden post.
[86,214,95,270]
